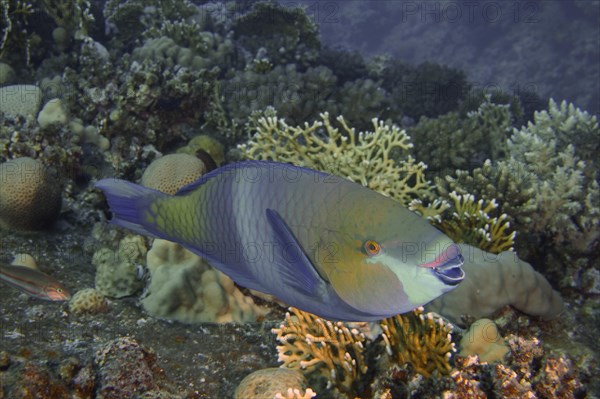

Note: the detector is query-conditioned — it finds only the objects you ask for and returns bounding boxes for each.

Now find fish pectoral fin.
[266,209,326,297]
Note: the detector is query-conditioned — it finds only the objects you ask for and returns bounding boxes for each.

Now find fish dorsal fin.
[265,208,326,297]
[175,161,335,196]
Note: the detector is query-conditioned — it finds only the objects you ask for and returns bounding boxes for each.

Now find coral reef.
[0,0,36,63]
[176,134,225,167]
[380,307,455,377]
[443,334,586,398]
[0,61,16,84]
[0,84,42,119]
[93,234,147,298]
[408,98,513,177]
[272,307,369,397]
[142,239,268,323]
[458,319,509,363]
[239,109,433,206]
[426,244,564,325]
[439,99,600,292]
[37,98,68,128]
[95,337,181,399]
[230,1,321,68]
[68,288,108,315]
[234,367,313,399]
[140,153,207,195]
[0,156,62,230]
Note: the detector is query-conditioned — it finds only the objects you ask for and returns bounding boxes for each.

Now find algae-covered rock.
[0,157,62,230]
[93,235,147,298]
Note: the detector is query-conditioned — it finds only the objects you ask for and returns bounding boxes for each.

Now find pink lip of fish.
[0,263,71,302]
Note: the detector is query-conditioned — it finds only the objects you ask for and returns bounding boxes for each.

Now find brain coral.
[234,368,314,399]
[0,157,62,230]
[69,288,108,315]
[140,153,206,195]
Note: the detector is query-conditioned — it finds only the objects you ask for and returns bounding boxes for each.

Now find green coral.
[239,109,433,206]
[438,99,599,290]
[411,192,516,254]
[38,0,94,38]
[408,98,514,177]
[220,64,338,134]
[231,1,321,68]
[0,0,35,63]
[103,0,196,48]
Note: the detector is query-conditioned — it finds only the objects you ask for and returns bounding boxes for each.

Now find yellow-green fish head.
[317,194,464,317]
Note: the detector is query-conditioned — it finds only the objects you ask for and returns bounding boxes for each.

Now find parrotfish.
[0,263,71,301]
[95,161,464,321]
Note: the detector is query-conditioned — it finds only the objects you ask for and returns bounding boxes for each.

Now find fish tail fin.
[95,178,166,237]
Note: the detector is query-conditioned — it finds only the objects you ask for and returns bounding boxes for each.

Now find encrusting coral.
[239,108,433,206]
[458,318,509,363]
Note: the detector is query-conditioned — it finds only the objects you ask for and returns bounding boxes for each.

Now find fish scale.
[95,161,465,321]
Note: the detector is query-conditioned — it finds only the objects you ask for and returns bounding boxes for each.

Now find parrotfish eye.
[363,240,381,256]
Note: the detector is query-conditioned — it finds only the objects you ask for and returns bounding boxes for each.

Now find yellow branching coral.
[379,307,456,377]
[272,307,368,396]
[411,191,516,253]
[239,109,433,206]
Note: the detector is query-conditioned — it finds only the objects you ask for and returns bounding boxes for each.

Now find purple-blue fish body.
[96,161,464,321]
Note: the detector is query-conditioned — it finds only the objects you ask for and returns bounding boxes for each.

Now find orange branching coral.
[272,307,369,396]
[379,307,456,377]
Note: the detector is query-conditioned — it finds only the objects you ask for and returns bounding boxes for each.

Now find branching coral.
[273,307,459,398]
[38,0,94,37]
[239,109,433,206]
[380,307,456,377]
[439,99,599,291]
[411,191,516,254]
[272,307,369,396]
[0,0,35,63]
[408,98,513,177]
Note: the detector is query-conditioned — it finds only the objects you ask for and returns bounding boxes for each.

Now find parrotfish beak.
[419,244,465,286]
